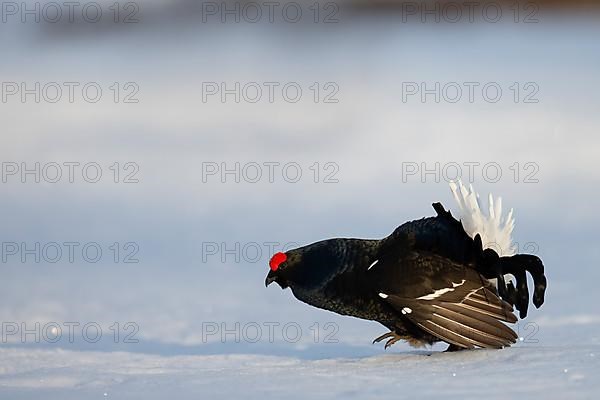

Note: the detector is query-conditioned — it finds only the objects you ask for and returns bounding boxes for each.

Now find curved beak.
[265,270,277,287]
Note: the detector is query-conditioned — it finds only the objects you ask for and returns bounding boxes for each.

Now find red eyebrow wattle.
[269,252,287,271]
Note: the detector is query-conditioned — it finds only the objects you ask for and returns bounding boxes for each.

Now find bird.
[265,181,547,351]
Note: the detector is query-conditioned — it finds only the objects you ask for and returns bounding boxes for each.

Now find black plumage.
[265,203,547,350]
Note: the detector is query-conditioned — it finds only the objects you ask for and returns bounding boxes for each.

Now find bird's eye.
[269,252,287,271]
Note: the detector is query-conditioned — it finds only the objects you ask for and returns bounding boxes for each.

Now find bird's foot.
[373,331,403,349]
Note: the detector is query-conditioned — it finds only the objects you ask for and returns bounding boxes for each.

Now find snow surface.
[1,343,598,399]
[2,6,600,400]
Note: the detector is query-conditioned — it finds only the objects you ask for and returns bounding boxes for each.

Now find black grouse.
[265,182,547,351]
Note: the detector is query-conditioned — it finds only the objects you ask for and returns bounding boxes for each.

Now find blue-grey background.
[0,1,599,398]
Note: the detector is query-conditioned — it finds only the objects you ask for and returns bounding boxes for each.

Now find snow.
[1,5,600,400]
[1,343,598,399]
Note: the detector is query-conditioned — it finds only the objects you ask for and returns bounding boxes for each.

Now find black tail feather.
[471,234,546,318]
[432,202,547,319]
[500,254,547,309]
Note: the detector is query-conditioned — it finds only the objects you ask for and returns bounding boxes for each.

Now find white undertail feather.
[449,180,516,256]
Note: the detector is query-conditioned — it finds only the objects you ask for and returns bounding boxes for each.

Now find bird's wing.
[373,251,518,349]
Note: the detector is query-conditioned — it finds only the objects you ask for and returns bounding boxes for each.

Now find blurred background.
[0,0,599,395]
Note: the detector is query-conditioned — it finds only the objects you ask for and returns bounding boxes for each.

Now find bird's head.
[264,240,343,290]
[264,249,299,289]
